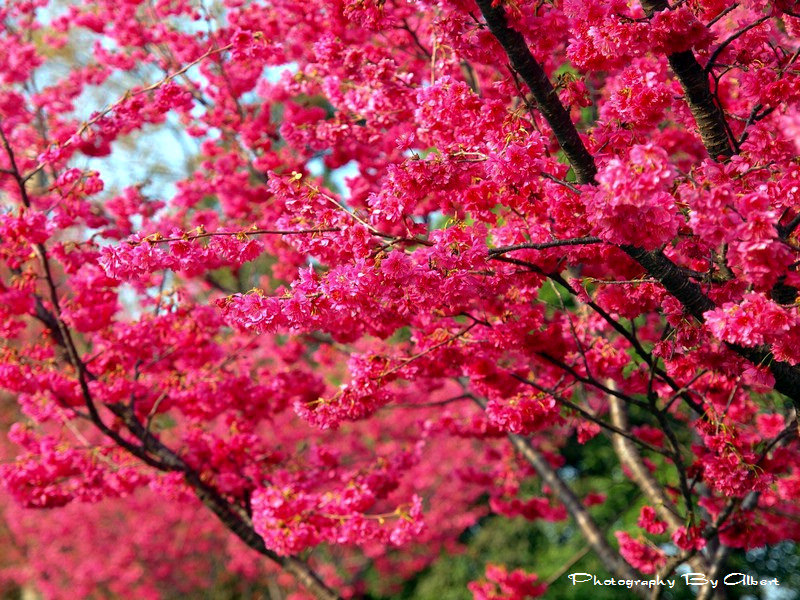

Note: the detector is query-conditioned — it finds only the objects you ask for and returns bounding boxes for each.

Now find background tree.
[2,1,800,599]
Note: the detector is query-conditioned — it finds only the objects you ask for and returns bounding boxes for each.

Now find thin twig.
[705,16,771,74]
[489,237,603,256]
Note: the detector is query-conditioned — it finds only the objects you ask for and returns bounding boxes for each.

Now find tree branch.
[608,393,721,600]
[640,0,735,159]
[489,236,603,256]
[475,0,597,183]
[607,394,685,530]
[704,16,771,75]
[510,374,668,456]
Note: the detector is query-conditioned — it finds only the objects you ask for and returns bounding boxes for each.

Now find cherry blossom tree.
[2,0,800,598]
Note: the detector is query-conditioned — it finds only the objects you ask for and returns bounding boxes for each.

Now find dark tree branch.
[547,271,708,415]
[107,404,341,600]
[475,0,597,183]
[535,352,651,410]
[778,212,800,239]
[640,0,736,159]
[625,246,800,432]
[706,3,739,27]
[736,103,775,149]
[705,16,771,75]
[510,374,668,456]
[621,246,715,320]
[491,256,707,415]
[489,236,603,255]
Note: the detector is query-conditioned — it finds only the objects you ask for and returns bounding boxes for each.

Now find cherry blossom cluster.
[468,564,547,600]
